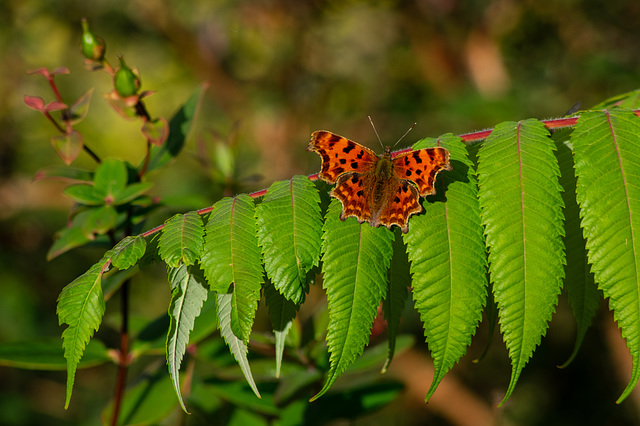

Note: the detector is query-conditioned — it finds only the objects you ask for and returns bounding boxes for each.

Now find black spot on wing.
[328,134,342,145]
[343,143,355,154]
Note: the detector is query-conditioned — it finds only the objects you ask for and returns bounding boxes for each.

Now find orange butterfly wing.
[374,180,422,233]
[308,131,379,225]
[392,148,453,196]
[308,130,452,233]
[307,131,379,183]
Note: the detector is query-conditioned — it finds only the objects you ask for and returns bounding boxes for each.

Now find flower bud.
[114,56,140,97]
[80,18,105,61]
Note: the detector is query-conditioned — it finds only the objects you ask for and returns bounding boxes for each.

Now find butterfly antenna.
[368,116,384,149]
[393,122,417,148]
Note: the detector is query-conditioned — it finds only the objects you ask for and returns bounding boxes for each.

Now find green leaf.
[80,205,118,238]
[113,182,154,205]
[264,279,298,377]
[554,133,599,367]
[51,130,83,165]
[216,292,261,399]
[102,368,177,425]
[159,212,205,268]
[406,134,487,401]
[66,88,94,125]
[93,158,128,201]
[202,195,263,343]
[166,264,209,413]
[63,184,103,205]
[111,235,147,270]
[477,119,565,404]
[0,338,109,370]
[572,109,640,402]
[47,220,92,260]
[311,199,393,401]
[141,117,170,147]
[592,89,640,110]
[255,175,322,304]
[57,255,111,408]
[381,228,410,373]
[145,85,206,173]
[34,166,92,184]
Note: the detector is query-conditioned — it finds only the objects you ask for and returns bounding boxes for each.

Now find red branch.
[137,109,640,240]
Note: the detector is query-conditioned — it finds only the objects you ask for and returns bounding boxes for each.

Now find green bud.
[80,18,105,61]
[114,56,140,97]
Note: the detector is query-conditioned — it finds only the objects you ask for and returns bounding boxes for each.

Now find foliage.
[56,101,640,417]
[6,11,640,426]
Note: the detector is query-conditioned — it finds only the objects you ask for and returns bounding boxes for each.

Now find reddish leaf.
[141,118,169,146]
[51,67,71,76]
[51,130,84,165]
[27,67,69,79]
[27,68,51,78]
[104,90,138,120]
[45,101,68,112]
[24,95,45,111]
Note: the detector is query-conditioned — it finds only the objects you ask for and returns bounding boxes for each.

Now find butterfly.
[307,130,452,233]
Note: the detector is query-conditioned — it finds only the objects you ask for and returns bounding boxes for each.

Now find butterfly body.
[308,130,452,233]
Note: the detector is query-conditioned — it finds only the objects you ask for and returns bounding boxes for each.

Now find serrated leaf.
[255,175,322,304]
[571,109,640,402]
[93,158,127,201]
[216,292,261,399]
[201,195,263,343]
[264,279,298,377]
[406,134,487,401]
[159,212,205,267]
[310,199,393,401]
[477,119,565,404]
[381,228,410,373]
[57,256,111,408]
[166,264,209,413]
[111,236,147,270]
[555,137,599,367]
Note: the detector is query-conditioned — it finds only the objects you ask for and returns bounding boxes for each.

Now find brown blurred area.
[2,0,640,424]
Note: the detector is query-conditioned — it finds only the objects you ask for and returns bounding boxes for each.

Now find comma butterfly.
[308,130,452,233]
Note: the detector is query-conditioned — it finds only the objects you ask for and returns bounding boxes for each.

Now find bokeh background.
[2,0,640,424]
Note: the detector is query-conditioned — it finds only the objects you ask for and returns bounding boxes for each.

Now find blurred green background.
[2,0,640,424]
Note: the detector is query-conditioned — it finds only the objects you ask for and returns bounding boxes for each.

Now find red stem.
[47,76,64,103]
[135,109,640,241]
